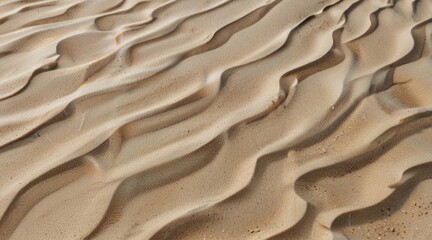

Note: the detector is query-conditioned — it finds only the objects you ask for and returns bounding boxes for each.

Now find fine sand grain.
[1,0,432,239]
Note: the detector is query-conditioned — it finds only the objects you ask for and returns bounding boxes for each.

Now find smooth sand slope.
[0,0,432,239]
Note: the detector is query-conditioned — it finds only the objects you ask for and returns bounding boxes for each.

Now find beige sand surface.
[0,0,432,239]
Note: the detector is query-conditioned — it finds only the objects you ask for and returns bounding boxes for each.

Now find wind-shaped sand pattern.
[0,0,432,239]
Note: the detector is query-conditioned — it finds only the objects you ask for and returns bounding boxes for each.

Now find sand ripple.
[0,0,432,239]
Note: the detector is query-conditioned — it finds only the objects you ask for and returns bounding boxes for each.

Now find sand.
[0,0,432,239]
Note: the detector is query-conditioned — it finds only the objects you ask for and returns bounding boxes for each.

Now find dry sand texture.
[0,0,432,239]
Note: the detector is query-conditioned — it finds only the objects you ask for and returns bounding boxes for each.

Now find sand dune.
[0,0,432,239]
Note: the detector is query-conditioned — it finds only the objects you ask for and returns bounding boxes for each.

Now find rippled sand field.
[1,0,432,239]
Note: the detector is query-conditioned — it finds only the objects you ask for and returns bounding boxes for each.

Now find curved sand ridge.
[0,0,432,239]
